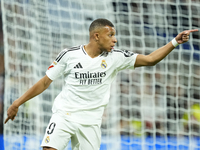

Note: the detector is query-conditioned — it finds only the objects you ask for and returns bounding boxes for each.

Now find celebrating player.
[4,18,198,150]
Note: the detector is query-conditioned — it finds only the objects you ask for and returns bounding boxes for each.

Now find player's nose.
[113,36,117,43]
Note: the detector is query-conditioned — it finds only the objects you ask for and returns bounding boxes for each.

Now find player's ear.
[94,33,99,41]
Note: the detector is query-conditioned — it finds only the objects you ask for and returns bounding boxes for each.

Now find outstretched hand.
[175,29,198,44]
[4,102,19,124]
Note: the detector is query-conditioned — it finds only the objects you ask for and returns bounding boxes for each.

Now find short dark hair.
[89,18,114,32]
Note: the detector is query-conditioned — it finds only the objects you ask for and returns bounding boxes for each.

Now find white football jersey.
[46,45,138,125]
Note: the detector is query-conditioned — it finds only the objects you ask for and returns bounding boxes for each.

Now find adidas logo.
[74,62,83,69]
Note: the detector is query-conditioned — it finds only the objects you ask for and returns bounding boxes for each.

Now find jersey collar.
[81,45,106,58]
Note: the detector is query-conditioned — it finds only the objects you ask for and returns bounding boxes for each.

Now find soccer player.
[4,18,198,150]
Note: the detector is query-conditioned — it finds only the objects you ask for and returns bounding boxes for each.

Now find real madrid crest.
[45,136,50,143]
[101,60,107,69]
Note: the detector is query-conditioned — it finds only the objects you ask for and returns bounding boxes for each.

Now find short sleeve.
[114,49,138,71]
[46,49,68,80]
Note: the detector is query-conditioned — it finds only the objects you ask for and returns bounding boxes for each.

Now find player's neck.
[84,43,103,58]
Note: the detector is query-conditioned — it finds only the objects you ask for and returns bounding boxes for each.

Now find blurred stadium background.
[1,0,200,149]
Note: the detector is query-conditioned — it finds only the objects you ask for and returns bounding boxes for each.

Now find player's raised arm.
[134,29,199,68]
[4,75,52,124]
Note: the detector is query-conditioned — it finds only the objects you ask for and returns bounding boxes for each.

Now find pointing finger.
[4,117,9,124]
[189,29,199,32]
[184,29,198,35]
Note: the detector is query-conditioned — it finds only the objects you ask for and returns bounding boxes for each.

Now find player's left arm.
[134,29,198,68]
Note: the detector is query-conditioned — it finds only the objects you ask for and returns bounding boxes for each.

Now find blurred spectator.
[182,103,200,137]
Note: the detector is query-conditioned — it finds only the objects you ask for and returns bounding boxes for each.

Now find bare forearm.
[148,41,174,65]
[5,75,52,124]
[149,29,198,65]
[14,82,46,107]
[14,75,52,107]
[135,29,198,68]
